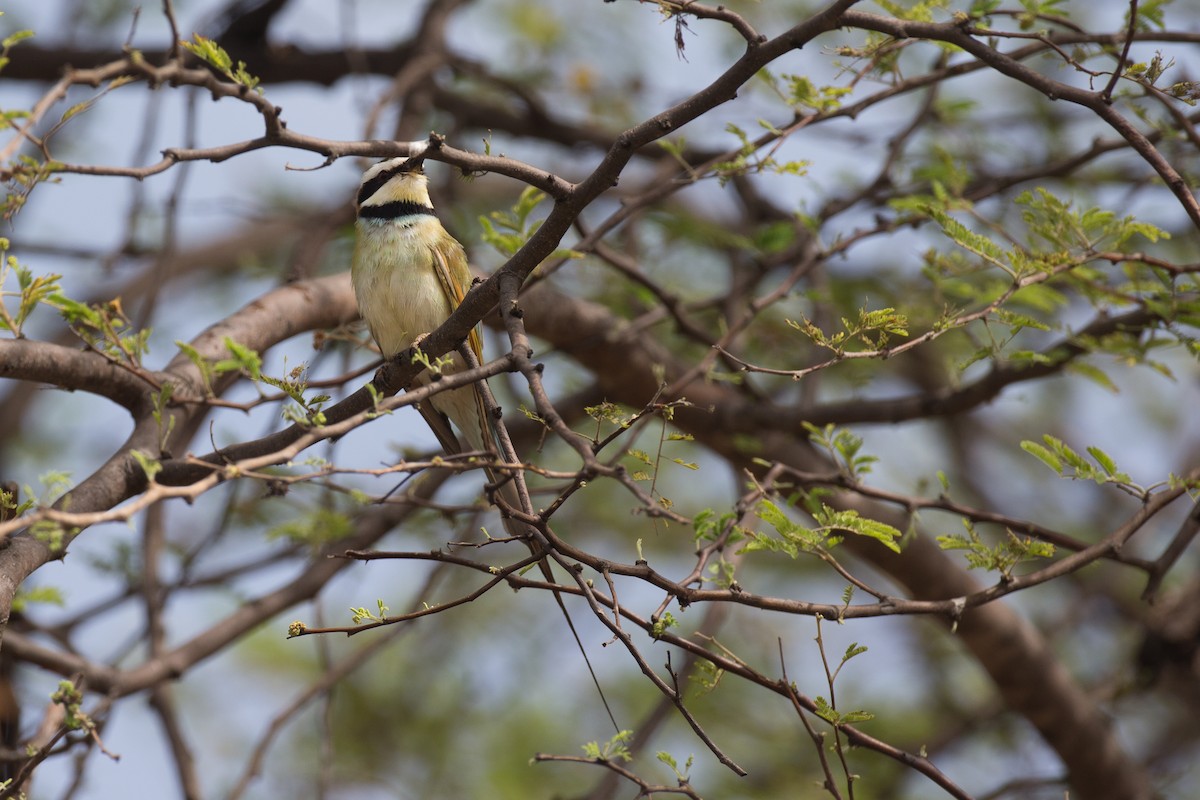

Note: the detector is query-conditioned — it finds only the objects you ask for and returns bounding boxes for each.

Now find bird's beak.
[401,155,426,173]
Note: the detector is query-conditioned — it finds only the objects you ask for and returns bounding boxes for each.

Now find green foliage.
[753,220,799,255]
[657,136,690,171]
[705,553,738,589]
[901,188,1167,287]
[746,495,901,557]
[500,0,566,54]
[811,614,876,743]
[803,423,879,479]
[350,599,390,625]
[50,680,91,732]
[656,750,694,782]
[478,186,581,261]
[180,34,262,93]
[1016,0,1067,29]
[893,185,1182,381]
[692,507,742,545]
[789,306,909,354]
[29,470,71,507]
[1016,188,1167,251]
[0,241,61,336]
[689,657,725,693]
[0,13,33,74]
[267,508,354,545]
[937,520,1055,577]
[364,381,388,417]
[714,123,809,184]
[814,694,875,726]
[215,337,262,382]
[406,347,460,396]
[582,729,634,763]
[150,382,176,453]
[0,124,62,217]
[29,519,69,552]
[129,449,162,482]
[22,469,78,550]
[651,611,678,639]
[1020,434,1142,491]
[585,400,633,441]
[53,295,151,365]
[874,0,949,22]
[0,483,31,519]
[263,362,331,427]
[175,341,217,395]
[625,448,653,482]
[0,106,30,133]
[623,400,699,518]
[1125,51,1173,87]
[6,3,1200,797]
[175,338,265,397]
[1132,0,1170,30]
[758,68,851,113]
[967,0,1002,20]
[11,584,65,612]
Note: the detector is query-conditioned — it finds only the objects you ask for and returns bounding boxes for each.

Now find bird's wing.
[428,237,494,456]
[430,240,484,364]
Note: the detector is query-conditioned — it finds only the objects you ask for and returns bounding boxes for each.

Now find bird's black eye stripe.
[355,158,425,207]
[356,167,399,207]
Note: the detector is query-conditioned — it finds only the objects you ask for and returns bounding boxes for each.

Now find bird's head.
[356,155,432,216]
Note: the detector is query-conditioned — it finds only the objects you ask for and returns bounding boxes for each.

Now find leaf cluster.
[180,34,262,93]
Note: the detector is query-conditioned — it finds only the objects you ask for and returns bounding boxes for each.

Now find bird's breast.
[352,219,455,358]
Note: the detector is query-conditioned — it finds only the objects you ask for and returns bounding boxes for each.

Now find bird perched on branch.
[351,147,617,728]
[351,148,493,459]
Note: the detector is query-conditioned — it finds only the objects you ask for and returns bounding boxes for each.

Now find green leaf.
[1,29,34,50]
[843,642,868,662]
[1065,361,1119,393]
[179,34,262,93]
[12,585,65,612]
[60,100,94,123]
[582,730,634,763]
[938,522,1056,576]
[130,449,162,482]
[1086,446,1118,477]
[216,337,262,381]
[180,34,232,72]
[1020,440,1063,474]
[267,509,353,545]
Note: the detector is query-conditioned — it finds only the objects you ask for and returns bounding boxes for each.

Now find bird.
[351,151,619,730]
[351,151,494,460]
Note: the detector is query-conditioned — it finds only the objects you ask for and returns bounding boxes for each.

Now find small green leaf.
[216,337,262,380]
[1020,440,1063,474]
[1086,446,1118,477]
[1066,362,1119,393]
[12,585,64,612]
[129,449,162,481]
[843,642,868,661]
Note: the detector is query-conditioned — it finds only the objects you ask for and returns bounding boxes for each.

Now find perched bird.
[351,152,619,730]
[351,152,492,458]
